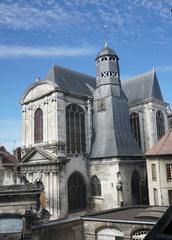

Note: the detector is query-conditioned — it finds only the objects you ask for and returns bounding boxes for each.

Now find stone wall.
[129,99,168,153]
[146,156,172,205]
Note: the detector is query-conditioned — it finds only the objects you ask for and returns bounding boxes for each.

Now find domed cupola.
[95,42,120,88]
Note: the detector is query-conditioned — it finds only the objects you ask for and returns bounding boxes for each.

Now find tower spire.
[103,25,108,48]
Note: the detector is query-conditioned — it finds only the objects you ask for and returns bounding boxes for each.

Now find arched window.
[90,175,101,196]
[97,228,123,240]
[34,108,43,143]
[66,104,85,154]
[68,172,87,212]
[130,112,141,148]
[156,110,165,140]
[131,229,150,240]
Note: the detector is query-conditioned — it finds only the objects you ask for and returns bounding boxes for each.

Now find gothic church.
[19,44,168,219]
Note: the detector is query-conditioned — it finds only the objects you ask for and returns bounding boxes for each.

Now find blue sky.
[0,0,172,152]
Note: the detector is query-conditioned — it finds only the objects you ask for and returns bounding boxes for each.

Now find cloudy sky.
[0,0,172,151]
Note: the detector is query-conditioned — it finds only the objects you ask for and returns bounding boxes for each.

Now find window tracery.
[90,175,101,196]
[156,110,165,140]
[130,112,141,148]
[66,104,85,154]
[68,172,87,212]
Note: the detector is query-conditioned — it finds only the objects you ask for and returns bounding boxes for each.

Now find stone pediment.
[20,147,58,165]
[20,80,58,104]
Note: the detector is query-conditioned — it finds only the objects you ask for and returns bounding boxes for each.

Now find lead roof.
[121,69,164,106]
[45,65,96,97]
[96,45,119,60]
[146,129,172,156]
[44,66,163,105]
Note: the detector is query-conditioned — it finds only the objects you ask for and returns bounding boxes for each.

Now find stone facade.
[129,99,168,152]
[32,206,166,240]
[19,44,168,219]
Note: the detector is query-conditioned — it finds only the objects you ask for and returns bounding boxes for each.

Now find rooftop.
[146,129,172,156]
[121,69,164,106]
[45,64,96,97]
[84,206,167,224]
[0,146,17,166]
[96,43,119,60]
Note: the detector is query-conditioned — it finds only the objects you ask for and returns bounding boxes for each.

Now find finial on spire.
[103,25,108,48]
[152,66,155,73]
[104,41,108,48]
[35,77,40,82]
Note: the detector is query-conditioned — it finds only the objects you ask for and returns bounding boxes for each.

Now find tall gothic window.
[130,112,141,148]
[66,104,86,154]
[156,110,165,140]
[131,170,141,205]
[68,172,87,212]
[90,175,101,196]
[34,108,43,143]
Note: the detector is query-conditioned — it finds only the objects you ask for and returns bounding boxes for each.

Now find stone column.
[72,225,84,240]
[144,106,157,150]
[59,164,68,218]
[22,107,26,146]
[52,170,59,219]
[43,97,48,143]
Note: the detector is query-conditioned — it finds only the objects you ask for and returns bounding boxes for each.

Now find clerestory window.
[66,104,86,154]
[130,112,141,148]
[156,110,165,140]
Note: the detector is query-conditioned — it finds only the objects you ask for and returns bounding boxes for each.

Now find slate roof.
[83,206,167,223]
[144,205,172,240]
[0,146,17,166]
[146,129,172,156]
[44,65,96,97]
[121,69,164,106]
[89,93,143,158]
[44,66,163,106]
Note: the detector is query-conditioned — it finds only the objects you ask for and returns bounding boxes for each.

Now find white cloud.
[156,66,172,73]
[0,45,96,57]
[0,1,171,47]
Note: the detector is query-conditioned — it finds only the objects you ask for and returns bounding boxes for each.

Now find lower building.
[145,205,172,240]
[31,206,167,240]
[146,129,172,206]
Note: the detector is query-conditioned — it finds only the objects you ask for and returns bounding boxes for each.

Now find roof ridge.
[147,129,172,156]
[53,64,95,79]
[157,129,172,155]
[122,70,153,83]
[150,69,155,98]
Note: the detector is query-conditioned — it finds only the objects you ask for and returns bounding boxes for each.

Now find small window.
[168,190,172,205]
[90,175,101,196]
[151,164,157,181]
[153,188,158,205]
[97,99,106,112]
[167,164,172,181]
[156,110,165,140]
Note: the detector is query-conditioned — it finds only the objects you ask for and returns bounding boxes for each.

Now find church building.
[19,44,169,219]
